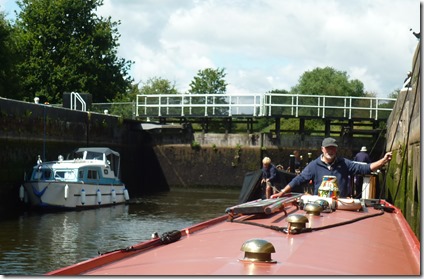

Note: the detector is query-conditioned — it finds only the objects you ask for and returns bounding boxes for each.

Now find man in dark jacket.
[261,157,278,199]
[271,138,392,199]
[353,146,372,197]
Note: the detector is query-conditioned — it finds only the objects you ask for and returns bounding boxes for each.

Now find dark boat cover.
[238,169,298,203]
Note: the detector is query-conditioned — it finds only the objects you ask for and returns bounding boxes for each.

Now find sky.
[0,0,421,98]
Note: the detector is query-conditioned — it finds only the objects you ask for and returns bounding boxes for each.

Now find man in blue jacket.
[261,157,278,199]
[271,137,392,199]
[353,146,372,197]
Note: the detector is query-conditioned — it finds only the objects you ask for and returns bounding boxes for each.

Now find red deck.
[47,196,420,276]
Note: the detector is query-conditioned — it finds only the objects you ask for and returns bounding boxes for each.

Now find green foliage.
[191,140,201,150]
[388,89,400,99]
[13,0,133,103]
[188,67,227,95]
[0,12,21,99]
[255,117,274,132]
[139,77,178,95]
[188,67,229,131]
[291,66,365,97]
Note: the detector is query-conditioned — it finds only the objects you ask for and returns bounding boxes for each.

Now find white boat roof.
[72,147,120,157]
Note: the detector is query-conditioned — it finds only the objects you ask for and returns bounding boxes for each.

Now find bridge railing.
[136,93,396,120]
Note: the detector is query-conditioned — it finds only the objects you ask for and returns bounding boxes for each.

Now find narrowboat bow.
[46,194,420,275]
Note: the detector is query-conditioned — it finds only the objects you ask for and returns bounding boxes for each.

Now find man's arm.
[370,152,392,171]
[271,184,292,198]
[270,162,314,198]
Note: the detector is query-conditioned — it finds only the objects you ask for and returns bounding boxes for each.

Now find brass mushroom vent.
[304,203,323,216]
[240,238,276,263]
[286,214,309,234]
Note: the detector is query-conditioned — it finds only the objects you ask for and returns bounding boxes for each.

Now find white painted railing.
[70,91,86,112]
[136,93,396,120]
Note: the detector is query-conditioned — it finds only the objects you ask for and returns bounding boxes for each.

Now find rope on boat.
[97,230,182,256]
[228,208,386,234]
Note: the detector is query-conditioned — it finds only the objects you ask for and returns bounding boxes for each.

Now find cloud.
[3,0,420,97]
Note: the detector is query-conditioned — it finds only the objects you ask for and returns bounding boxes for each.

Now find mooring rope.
[228,208,385,234]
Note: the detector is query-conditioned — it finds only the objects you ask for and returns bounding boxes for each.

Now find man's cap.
[360,146,367,152]
[322,137,338,147]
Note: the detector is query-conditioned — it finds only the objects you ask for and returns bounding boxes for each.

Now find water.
[0,187,240,275]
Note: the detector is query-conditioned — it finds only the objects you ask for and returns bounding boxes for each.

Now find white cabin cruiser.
[20,147,129,210]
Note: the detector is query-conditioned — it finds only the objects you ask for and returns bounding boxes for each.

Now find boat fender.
[124,188,130,201]
[96,189,102,204]
[19,185,25,202]
[111,189,116,203]
[64,184,69,200]
[337,198,362,211]
[161,230,182,244]
[81,189,86,205]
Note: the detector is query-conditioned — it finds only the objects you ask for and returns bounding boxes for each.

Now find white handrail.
[136,93,396,120]
[70,92,86,112]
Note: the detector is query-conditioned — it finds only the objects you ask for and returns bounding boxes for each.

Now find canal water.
[0,187,240,275]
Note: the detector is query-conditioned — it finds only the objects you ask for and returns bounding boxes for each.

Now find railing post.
[317,97,321,117]
[166,97,169,116]
[189,95,192,115]
[181,95,185,117]
[204,95,208,116]
[259,94,264,116]
[268,94,272,116]
[322,96,326,118]
[375,98,378,120]
[295,95,299,117]
[343,98,347,118]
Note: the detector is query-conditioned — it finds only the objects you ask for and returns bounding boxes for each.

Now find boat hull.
[46,195,420,275]
[23,181,128,209]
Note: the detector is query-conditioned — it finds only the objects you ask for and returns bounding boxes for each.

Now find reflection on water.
[0,187,240,275]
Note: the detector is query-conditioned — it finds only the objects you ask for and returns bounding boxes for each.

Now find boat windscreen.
[33,169,52,180]
[86,152,104,160]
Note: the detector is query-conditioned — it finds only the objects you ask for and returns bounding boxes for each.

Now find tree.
[139,77,178,95]
[290,67,366,118]
[188,67,227,95]
[110,77,179,118]
[14,0,133,103]
[138,77,179,116]
[291,67,365,97]
[188,67,228,118]
[0,12,21,99]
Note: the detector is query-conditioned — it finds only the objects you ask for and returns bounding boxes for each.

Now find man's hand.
[383,152,392,164]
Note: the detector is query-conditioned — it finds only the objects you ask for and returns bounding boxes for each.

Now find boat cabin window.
[86,152,103,161]
[33,169,52,180]
[54,170,77,181]
[87,169,99,180]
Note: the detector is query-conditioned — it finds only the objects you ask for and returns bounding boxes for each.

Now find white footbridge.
[136,93,396,121]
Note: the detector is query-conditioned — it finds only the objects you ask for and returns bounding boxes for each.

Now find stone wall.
[384,41,420,239]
